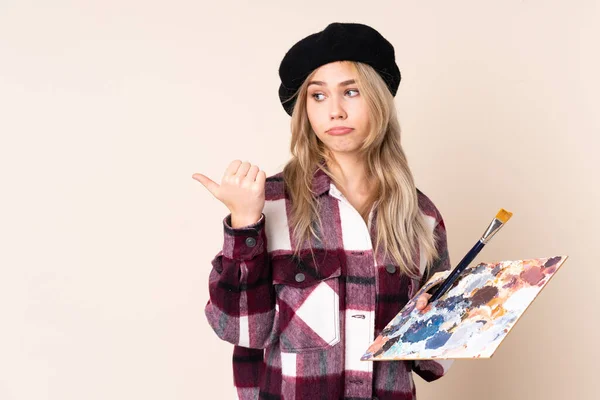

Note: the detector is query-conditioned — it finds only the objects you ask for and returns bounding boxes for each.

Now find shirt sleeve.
[412,215,455,382]
[204,213,279,349]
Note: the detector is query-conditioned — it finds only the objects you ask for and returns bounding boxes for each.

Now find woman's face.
[305,62,370,156]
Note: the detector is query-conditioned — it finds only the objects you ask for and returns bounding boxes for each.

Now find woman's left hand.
[415,292,432,312]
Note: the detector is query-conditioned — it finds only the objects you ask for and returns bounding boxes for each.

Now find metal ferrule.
[480,218,505,244]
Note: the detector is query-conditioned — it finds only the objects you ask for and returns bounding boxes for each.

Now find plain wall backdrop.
[1,0,598,399]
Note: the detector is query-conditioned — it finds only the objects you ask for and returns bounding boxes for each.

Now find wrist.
[230,213,262,228]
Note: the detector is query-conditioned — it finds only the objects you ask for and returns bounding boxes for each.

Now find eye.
[346,89,359,97]
[311,92,325,101]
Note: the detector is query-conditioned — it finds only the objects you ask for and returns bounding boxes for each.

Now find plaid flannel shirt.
[204,166,454,399]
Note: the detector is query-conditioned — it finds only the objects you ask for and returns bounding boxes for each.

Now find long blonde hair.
[282,61,439,279]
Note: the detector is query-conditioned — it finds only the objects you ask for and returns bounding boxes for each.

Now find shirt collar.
[311,163,331,197]
[310,161,381,211]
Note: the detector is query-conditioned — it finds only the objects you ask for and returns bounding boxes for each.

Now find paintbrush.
[429,208,513,303]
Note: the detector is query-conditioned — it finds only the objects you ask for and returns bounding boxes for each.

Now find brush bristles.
[496,208,513,223]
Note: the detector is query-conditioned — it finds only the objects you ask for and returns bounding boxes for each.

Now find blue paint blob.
[472,263,487,274]
[402,315,444,343]
[382,323,402,336]
[492,264,503,276]
[425,331,453,349]
[436,295,468,312]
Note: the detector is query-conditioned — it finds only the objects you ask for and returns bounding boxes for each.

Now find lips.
[326,127,354,135]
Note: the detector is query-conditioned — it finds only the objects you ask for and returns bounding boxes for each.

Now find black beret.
[278,22,401,116]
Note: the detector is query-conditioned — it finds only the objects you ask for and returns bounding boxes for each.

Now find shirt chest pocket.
[272,250,342,353]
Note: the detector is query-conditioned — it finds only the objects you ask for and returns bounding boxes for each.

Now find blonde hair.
[282,61,439,278]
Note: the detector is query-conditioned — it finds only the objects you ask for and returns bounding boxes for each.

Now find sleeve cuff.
[412,359,454,382]
[222,213,267,260]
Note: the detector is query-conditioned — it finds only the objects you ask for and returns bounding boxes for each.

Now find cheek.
[306,102,314,122]
[306,104,324,132]
[350,103,370,129]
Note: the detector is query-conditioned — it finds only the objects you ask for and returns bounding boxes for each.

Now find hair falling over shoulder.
[282,61,440,279]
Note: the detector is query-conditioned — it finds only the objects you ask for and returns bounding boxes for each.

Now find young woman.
[193,22,454,400]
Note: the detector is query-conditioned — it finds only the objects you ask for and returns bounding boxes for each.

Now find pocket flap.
[272,249,342,287]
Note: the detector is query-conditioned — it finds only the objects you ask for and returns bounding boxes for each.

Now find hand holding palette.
[361,255,568,361]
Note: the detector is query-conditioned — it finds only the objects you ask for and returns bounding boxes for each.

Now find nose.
[329,97,347,120]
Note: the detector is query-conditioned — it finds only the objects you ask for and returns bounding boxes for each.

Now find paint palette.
[361,256,568,360]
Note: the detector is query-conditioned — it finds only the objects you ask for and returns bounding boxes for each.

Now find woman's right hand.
[192,160,266,228]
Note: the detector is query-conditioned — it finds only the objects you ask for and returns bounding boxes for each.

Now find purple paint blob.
[471,286,499,307]
[502,275,518,289]
[544,256,561,268]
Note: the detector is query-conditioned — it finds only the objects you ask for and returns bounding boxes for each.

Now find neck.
[327,153,372,195]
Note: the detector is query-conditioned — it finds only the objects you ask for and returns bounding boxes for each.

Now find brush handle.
[429,240,486,302]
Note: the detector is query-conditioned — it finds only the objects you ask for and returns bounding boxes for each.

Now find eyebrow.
[307,79,356,88]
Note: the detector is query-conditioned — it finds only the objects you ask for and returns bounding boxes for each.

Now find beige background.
[1,0,598,399]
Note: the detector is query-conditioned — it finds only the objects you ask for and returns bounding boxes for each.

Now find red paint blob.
[520,266,545,286]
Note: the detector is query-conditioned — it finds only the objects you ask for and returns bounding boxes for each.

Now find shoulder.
[416,188,444,226]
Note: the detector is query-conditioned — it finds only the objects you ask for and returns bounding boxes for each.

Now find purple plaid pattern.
[204,167,454,399]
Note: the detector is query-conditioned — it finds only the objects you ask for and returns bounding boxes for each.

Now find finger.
[246,165,259,182]
[235,161,252,178]
[224,160,243,177]
[416,295,427,310]
[192,173,220,197]
[256,170,266,187]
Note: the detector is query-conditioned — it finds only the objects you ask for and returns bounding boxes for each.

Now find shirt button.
[245,237,256,247]
[385,264,397,274]
[295,273,305,283]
